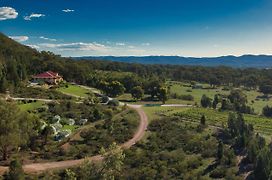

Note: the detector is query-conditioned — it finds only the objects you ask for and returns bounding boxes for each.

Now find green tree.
[212,94,220,109]
[254,147,272,180]
[93,108,103,121]
[201,95,212,108]
[0,100,35,160]
[63,169,77,180]
[99,142,125,179]
[217,141,224,161]
[7,158,24,180]
[102,81,126,97]
[158,87,168,104]
[75,143,125,179]
[131,86,144,100]
[0,76,8,93]
[77,159,99,179]
[263,105,272,117]
[259,84,272,96]
[200,115,206,126]
[41,125,55,146]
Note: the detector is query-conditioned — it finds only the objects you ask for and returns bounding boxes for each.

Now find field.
[168,81,272,114]
[57,84,93,98]
[143,104,272,141]
[18,101,45,111]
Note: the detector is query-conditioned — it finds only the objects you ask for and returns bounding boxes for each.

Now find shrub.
[210,167,226,178]
[263,105,272,117]
[108,99,120,106]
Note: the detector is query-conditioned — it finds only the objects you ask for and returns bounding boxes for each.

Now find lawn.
[62,125,80,132]
[18,101,44,111]
[57,84,93,98]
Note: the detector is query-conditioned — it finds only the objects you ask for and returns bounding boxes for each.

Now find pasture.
[57,84,93,98]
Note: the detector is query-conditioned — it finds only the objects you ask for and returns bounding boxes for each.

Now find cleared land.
[143,105,272,140]
[18,101,44,111]
[57,84,93,98]
[168,81,272,114]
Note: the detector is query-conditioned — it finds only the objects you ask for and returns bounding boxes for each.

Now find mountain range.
[74,55,272,68]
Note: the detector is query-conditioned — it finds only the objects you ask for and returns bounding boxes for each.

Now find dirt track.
[0,105,148,175]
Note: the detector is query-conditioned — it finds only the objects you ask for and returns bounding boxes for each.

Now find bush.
[180,94,194,101]
[263,105,272,117]
[210,167,226,178]
[108,99,120,106]
[170,93,194,101]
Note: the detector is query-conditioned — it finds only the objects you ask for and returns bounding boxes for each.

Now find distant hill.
[74,55,272,68]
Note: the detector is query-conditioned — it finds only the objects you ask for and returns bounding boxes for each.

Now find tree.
[217,141,224,161]
[259,84,272,96]
[0,100,36,160]
[212,94,220,109]
[63,169,77,180]
[144,80,162,99]
[109,81,125,97]
[41,125,55,145]
[7,158,25,180]
[101,81,126,97]
[74,143,125,179]
[200,115,206,126]
[93,108,103,121]
[201,95,212,108]
[158,87,168,104]
[228,89,247,105]
[99,142,125,179]
[0,76,8,93]
[254,147,272,180]
[131,86,144,101]
[263,105,272,118]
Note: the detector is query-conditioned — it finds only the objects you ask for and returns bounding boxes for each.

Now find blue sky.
[1,0,272,57]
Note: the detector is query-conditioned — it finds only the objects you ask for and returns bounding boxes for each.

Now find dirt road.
[0,104,148,175]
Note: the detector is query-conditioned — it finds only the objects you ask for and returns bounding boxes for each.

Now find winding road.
[0,104,148,175]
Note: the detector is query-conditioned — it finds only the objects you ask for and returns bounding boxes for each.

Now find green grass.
[168,81,272,114]
[62,125,79,132]
[172,107,272,137]
[18,101,44,111]
[143,106,189,121]
[168,82,229,105]
[142,103,272,139]
[57,84,93,98]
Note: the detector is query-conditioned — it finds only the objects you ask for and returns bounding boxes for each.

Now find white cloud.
[39,42,108,52]
[128,45,135,49]
[0,7,18,20]
[40,36,57,42]
[24,13,45,21]
[26,44,40,49]
[116,42,126,46]
[62,9,75,13]
[142,43,150,46]
[9,36,29,42]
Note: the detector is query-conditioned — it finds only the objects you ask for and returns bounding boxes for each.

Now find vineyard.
[172,107,272,138]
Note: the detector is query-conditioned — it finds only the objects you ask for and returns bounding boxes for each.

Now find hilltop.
[74,55,272,68]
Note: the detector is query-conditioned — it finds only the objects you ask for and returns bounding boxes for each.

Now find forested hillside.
[1,32,272,95]
[75,55,272,68]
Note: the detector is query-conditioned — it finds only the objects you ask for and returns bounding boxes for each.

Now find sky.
[1,0,272,57]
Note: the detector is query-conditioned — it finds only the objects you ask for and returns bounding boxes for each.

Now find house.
[32,71,63,85]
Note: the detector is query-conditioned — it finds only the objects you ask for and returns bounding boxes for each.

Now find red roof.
[33,71,61,79]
